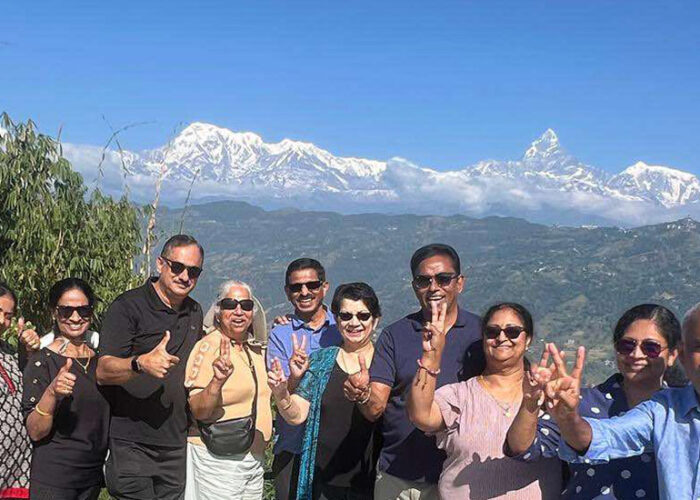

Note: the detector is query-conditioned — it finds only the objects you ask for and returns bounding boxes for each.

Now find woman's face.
[218,285,254,340]
[54,288,92,340]
[483,308,531,368]
[616,319,677,385]
[336,299,378,349]
[0,294,16,334]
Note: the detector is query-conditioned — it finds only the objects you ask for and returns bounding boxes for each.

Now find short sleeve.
[21,352,53,420]
[369,327,395,386]
[434,383,462,437]
[185,335,217,396]
[267,326,290,375]
[513,411,561,461]
[99,299,137,357]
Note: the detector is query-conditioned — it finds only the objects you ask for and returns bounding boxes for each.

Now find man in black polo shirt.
[345,243,484,499]
[97,234,204,500]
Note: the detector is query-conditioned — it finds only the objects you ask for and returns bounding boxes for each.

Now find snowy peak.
[607,161,700,206]
[523,129,563,160]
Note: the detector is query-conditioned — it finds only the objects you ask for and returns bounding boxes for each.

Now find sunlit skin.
[0,294,15,334]
[483,308,531,373]
[154,244,203,308]
[679,320,700,394]
[53,288,92,342]
[412,255,464,325]
[218,285,254,343]
[285,268,329,325]
[336,299,378,352]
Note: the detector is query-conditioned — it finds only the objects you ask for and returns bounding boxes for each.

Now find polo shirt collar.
[410,307,468,331]
[290,305,334,331]
[678,383,700,417]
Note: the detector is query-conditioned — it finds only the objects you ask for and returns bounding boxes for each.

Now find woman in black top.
[269,282,381,500]
[22,278,109,500]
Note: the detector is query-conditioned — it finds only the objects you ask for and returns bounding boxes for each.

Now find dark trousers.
[105,438,186,500]
[272,451,300,500]
[30,481,101,500]
[317,484,372,500]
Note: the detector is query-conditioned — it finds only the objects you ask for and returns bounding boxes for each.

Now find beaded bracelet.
[417,358,441,377]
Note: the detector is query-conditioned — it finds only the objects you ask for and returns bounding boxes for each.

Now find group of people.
[1,234,699,500]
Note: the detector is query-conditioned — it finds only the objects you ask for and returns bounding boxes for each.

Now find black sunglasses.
[484,325,526,340]
[287,280,323,293]
[412,273,459,290]
[615,338,667,359]
[161,257,203,279]
[56,305,93,320]
[338,311,373,322]
[218,298,255,312]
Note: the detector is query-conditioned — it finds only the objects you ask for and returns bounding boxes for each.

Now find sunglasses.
[615,338,667,359]
[412,273,459,290]
[338,311,373,322]
[56,305,93,320]
[287,280,323,293]
[161,257,203,279]
[218,298,255,311]
[484,325,526,340]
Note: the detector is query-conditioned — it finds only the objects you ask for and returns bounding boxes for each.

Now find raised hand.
[422,301,447,355]
[212,336,234,383]
[50,358,76,397]
[289,333,309,380]
[544,344,586,422]
[523,344,556,406]
[344,354,370,402]
[138,331,181,379]
[267,357,289,399]
[18,317,41,351]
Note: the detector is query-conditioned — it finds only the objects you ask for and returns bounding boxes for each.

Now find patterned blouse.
[0,343,31,499]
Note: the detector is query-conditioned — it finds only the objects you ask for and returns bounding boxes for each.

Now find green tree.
[0,113,142,334]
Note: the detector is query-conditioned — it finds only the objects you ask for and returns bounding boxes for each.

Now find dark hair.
[48,278,96,310]
[410,243,461,277]
[330,282,381,319]
[613,304,681,350]
[161,234,204,260]
[482,302,534,340]
[285,258,326,285]
[0,282,17,308]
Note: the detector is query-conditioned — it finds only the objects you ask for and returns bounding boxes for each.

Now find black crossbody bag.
[198,344,258,456]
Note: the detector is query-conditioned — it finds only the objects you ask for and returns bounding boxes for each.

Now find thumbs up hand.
[18,317,41,351]
[138,331,181,379]
[50,358,77,397]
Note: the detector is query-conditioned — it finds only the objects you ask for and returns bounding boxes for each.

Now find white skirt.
[185,442,264,500]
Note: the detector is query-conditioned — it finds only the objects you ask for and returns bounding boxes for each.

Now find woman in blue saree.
[268,282,381,500]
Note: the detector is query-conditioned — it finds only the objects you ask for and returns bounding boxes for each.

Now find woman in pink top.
[407,302,561,499]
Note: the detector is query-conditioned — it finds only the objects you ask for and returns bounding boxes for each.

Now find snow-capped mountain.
[64,122,699,226]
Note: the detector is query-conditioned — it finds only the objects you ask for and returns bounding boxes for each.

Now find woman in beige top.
[407,302,561,499]
[184,280,272,500]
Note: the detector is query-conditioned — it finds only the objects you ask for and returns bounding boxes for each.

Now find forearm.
[505,397,540,455]
[557,413,593,453]
[96,355,137,385]
[407,353,444,432]
[26,387,59,441]
[189,379,226,422]
[356,382,387,422]
[274,391,308,425]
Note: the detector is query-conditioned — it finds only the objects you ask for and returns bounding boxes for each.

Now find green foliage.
[0,113,142,334]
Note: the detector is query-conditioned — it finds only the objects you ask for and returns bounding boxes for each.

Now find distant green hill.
[158,201,699,384]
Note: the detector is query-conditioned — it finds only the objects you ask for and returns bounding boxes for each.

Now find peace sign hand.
[289,333,309,380]
[267,357,289,400]
[544,344,586,423]
[523,344,556,406]
[212,336,234,383]
[422,301,447,355]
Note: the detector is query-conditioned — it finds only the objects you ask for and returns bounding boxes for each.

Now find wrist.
[420,354,442,372]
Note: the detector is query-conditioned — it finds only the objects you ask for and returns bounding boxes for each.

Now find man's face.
[285,268,329,316]
[0,294,15,334]
[156,244,203,299]
[679,322,700,392]
[412,254,464,315]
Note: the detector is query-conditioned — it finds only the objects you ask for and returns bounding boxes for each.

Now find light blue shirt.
[266,307,342,454]
[559,384,700,500]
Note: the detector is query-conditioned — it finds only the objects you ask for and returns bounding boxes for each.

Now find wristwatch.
[131,356,143,373]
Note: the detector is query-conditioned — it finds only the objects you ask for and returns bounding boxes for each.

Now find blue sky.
[2,1,699,173]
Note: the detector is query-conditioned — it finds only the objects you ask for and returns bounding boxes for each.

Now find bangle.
[34,405,51,417]
[417,358,441,377]
[279,398,293,411]
[357,386,372,405]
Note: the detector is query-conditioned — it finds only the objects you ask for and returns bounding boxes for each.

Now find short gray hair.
[682,302,700,342]
[211,280,256,328]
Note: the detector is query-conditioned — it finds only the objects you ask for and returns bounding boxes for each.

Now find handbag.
[198,343,258,456]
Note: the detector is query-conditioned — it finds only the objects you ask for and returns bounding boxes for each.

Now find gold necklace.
[479,375,521,417]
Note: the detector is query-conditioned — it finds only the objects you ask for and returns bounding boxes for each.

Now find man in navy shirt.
[267,258,342,500]
[345,243,483,499]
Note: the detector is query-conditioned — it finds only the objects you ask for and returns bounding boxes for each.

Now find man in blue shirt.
[545,303,700,500]
[267,258,342,500]
[345,243,483,499]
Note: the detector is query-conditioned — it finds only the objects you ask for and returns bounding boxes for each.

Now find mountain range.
[63,123,700,226]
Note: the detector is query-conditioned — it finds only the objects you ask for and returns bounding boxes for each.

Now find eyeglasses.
[287,281,323,293]
[338,311,373,322]
[56,305,93,320]
[615,338,667,359]
[412,273,460,290]
[161,257,203,279]
[484,325,526,340]
[218,298,255,311]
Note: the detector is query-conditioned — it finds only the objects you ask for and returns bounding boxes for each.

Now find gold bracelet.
[279,398,293,411]
[34,404,52,417]
[358,386,372,405]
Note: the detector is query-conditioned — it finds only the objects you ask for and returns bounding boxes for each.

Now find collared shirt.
[518,373,658,499]
[370,307,483,483]
[266,307,342,454]
[99,278,203,447]
[558,384,700,500]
